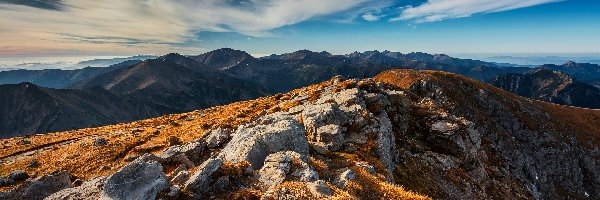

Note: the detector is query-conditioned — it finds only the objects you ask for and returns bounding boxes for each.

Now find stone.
[374,112,397,172]
[184,158,223,194]
[334,169,355,188]
[0,176,15,187]
[93,138,108,146]
[314,124,345,152]
[45,176,107,200]
[219,113,309,169]
[167,185,181,198]
[258,151,318,187]
[101,155,169,200]
[7,170,29,181]
[0,171,71,200]
[204,128,233,148]
[170,170,190,186]
[17,139,31,145]
[431,121,459,134]
[28,160,40,168]
[160,139,207,164]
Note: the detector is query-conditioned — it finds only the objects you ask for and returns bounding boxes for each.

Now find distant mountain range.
[0,82,171,138]
[0,60,141,88]
[2,48,600,137]
[73,53,270,112]
[490,69,600,109]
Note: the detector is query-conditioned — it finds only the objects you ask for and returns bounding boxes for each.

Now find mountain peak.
[192,48,254,70]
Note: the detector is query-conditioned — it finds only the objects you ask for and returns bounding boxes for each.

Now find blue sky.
[0,0,599,57]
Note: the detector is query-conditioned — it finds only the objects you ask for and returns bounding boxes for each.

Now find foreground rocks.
[101,156,169,200]
[1,171,71,200]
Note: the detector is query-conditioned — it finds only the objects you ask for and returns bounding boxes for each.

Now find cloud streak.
[393,0,562,23]
[0,0,565,56]
[0,0,389,56]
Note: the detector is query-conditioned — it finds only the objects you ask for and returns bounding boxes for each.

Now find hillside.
[0,83,171,138]
[490,69,600,108]
[0,60,141,89]
[539,61,600,81]
[1,69,598,199]
[74,55,271,112]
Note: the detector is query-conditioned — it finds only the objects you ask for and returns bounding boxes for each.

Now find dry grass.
[345,167,431,200]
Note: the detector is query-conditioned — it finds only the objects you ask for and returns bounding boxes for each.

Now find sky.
[0,0,599,58]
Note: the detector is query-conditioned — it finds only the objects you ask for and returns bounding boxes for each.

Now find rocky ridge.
[1,69,599,199]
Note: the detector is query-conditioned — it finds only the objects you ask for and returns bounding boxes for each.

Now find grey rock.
[45,176,107,200]
[101,155,169,200]
[258,151,318,187]
[0,176,15,187]
[204,128,233,148]
[7,170,29,182]
[93,138,108,146]
[160,139,207,164]
[170,170,190,186]
[28,160,40,168]
[313,124,345,152]
[167,185,181,199]
[184,158,223,194]
[1,171,71,200]
[220,113,309,169]
[17,139,31,145]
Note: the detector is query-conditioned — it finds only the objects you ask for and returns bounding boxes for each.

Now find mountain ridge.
[1,69,599,199]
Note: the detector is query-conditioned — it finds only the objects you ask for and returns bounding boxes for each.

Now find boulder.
[204,128,233,148]
[159,139,206,164]
[0,176,14,187]
[219,113,309,169]
[101,155,169,200]
[45,176,107,200]
[0,171,71,200]
[93,138,108,146]
[184,158,223,194]
[8,170,29,181]
[170,170,190,186]
[258,151,319,187]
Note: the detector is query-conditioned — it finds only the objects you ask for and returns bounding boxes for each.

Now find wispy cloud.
[392,0,562,23]
[0,0,566,57]
[0,0,67,10]
[0,0,389,56]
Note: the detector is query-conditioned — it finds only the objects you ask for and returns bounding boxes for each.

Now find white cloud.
[392,0,562,23]
[0,0,389,56]
[362,12,382,21]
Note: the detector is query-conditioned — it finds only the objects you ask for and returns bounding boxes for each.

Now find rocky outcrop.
[218,113,309,169]
[183,158,223,194]
[257,151,319,186]
[100,155,169,200]
[0,171,71,200]
[45,176,107,200]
